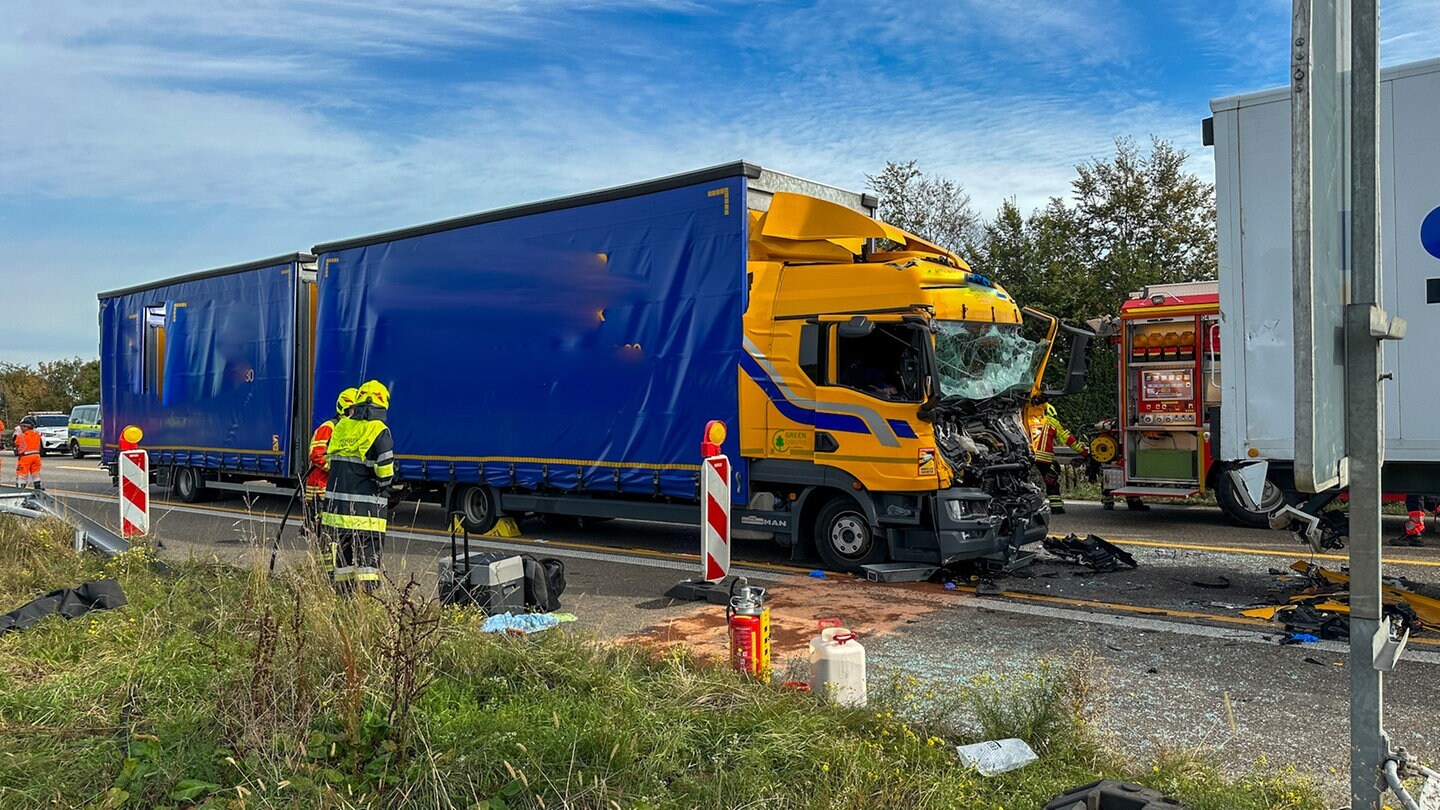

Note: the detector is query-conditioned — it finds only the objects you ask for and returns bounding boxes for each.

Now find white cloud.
[0,0,1376,364]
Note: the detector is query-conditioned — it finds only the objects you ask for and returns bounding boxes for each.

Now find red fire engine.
[1091,282,1228,513]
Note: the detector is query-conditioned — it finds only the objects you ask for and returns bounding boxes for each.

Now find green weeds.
[0,515,1325,808]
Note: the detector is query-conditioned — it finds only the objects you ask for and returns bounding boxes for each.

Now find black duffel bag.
[519,555,567,613]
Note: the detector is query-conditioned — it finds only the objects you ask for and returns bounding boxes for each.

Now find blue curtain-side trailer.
[98,253,316,501]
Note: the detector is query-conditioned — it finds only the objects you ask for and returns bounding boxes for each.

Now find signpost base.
[666,575,743,605]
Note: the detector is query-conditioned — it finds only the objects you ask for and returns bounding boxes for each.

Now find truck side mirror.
[837,315,874,339]
[1043,322,1094,398]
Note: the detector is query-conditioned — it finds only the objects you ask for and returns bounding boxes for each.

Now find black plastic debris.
[1191,576,1231,590]
[1042,534,1138,573]
[1280,604,1350,641]
[1045,778,1186,809]
[0,579,127,634]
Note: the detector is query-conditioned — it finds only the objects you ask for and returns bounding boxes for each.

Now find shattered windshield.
[933,321,1048,400]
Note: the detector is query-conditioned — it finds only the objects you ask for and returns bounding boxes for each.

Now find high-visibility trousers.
[15,454,40,487]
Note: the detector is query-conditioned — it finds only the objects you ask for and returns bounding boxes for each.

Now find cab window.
[832,323,925,402]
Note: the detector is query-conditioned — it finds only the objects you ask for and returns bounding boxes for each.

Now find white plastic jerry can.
[808,618,867,707]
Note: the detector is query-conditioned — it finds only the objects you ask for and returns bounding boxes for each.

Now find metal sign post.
[1293,2,1402,808]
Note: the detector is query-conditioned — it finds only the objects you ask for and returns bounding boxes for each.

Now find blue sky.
[3,0,1438,364]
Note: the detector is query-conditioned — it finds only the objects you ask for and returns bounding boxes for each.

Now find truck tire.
[458,484,499,534]
[1215,466,1288,528]
[173,466,208,504]
[813,496,885,573]
[70,440,85,459]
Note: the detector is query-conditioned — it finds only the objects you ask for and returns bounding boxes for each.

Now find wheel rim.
[828,513,870,558]
[463,487,491,523]
[177,468,195,497]
[1256,480,1284,511]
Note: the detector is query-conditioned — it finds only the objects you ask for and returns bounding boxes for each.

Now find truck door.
[806,315,934,491]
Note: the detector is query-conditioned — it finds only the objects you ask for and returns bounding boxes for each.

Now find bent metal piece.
[0,485,128,557]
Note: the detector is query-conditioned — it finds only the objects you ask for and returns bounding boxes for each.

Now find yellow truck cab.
[742,191,1080,571]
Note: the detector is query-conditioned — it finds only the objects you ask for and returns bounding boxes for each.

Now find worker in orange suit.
[303,387,358,537]
[0,417,6,484]
[14,418,42,490]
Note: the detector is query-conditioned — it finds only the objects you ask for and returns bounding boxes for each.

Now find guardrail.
[0,486,129,557]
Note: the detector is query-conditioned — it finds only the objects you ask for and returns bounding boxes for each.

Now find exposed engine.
[928,396,1047,549]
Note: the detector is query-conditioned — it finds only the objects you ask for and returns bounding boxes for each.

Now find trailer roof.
[1210,55,1440,112]
[311,161,767,254]
[98,252,316,300]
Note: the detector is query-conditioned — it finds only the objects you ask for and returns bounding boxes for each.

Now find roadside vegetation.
[0,515,1324,809]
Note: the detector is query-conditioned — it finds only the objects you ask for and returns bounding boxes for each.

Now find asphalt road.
[25,460,1440,803]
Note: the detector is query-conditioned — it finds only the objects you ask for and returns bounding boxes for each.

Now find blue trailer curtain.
[312,177,747,502]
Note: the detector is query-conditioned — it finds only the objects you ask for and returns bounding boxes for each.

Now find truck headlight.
[945,500,968,522]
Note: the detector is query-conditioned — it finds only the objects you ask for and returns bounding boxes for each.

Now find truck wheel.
[458,485,499,534]
[70,440,85,459]
[173,467,207,504]
[813,496,885,573]
[1215,467,1288,528]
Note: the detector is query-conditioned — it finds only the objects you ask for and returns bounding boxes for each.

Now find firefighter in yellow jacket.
[304,387,358,537]
[1028,402,1086,514]
[322,380,394,593]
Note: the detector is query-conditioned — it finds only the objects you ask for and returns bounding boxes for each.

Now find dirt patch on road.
[621,574,961,665]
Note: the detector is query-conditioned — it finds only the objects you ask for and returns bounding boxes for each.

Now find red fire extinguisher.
[727,578,771,682]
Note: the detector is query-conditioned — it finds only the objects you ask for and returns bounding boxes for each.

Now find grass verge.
[0,514,1325,808]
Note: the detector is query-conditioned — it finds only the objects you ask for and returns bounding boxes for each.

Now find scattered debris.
[955,737,1038,776]
[975,580,1003,596]
[1242,561,1440,640]
[480,611,577,635]
[1042,534,1138,573]
[807,569,827,579]
[860,563,938,583]
[1281,633,1321,645]
[1,579,127,634]
[1191,576,1231,590]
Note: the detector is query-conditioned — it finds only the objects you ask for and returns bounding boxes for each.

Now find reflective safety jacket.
[15,429,40,457]
[305,418,338,498]
[321,403,395,534]
[1028,410,1083,463]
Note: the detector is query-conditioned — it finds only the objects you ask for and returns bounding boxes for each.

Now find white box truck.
[1209,57,1440,544]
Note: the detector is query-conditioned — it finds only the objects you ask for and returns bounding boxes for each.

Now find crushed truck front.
[742,193,1054,571]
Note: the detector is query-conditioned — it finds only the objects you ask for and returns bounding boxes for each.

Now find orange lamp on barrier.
[120,425,143,451]
[701,420,727,458]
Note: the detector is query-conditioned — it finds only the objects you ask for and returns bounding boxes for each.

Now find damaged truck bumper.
[888,487,1045,565]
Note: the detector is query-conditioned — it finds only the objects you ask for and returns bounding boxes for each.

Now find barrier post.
[665,420,740,603]
[119,449,149,538]
[701,420,731,581]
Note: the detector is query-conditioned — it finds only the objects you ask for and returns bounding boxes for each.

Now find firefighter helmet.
[358,379,390,409]
[336,387,359,415]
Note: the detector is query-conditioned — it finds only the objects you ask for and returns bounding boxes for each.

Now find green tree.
[0,358,101,423]
[864,160,981,254]
[1069,136,1217,316]
[873,137,1216,434]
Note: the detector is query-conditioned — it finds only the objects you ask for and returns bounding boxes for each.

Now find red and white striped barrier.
[702,454,731,581]
[701,420,730,582]
[119,449,149,537]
